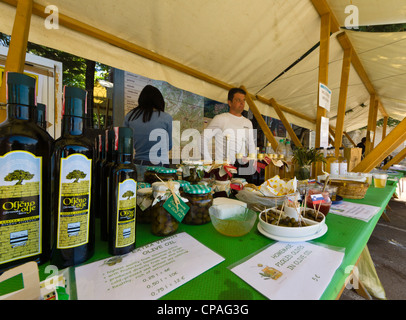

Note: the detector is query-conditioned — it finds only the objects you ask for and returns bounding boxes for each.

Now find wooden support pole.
[352,117,406,172]
[269,98,302,148]
[334,47,352,157]
[344,131,357,147]
[0,0,33,123]
[382,148,406,170]
[315,13,331,150]
[382,116,388,140]
[241,85,278,152]
[365,95,378,156]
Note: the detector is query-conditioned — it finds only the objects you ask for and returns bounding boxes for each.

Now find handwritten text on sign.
[75,232,224,299]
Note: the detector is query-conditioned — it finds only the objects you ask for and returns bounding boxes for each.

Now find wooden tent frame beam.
[0,0,33,122]
[241,85,279,152]
[382,147,406,170]
[334,47,352,156]
[0,0,316,129]
[352,116,406,172]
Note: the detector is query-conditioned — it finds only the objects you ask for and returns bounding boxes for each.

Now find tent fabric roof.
[0,0,405,132]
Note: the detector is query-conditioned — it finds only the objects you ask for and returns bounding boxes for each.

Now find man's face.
[228,92,246,116]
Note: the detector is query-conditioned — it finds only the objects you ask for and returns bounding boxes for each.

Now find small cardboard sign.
[163,195,190,222]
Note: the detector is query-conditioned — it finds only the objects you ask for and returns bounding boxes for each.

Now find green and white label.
[57,154,92,249]
[0,151,42,265]
[116,179,137,248]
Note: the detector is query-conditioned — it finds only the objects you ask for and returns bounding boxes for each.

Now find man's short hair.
[228,88,246,102]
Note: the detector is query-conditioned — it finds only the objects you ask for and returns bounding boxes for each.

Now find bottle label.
[0,151,42,265]
[115,179,137,248]
[57,154,92,249]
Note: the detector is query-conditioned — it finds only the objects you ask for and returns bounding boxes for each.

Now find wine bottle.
[108,127,137,255]
[94,133,106,218]
[0,72,53,272]
[51,86,95,268]
[100,128,117,241]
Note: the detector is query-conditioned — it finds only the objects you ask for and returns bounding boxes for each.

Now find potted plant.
[292,147,325,180]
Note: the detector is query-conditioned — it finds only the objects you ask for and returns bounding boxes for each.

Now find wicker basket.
[329,180,369,199]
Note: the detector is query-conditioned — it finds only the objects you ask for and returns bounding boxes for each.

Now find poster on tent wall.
[318,83,332,112]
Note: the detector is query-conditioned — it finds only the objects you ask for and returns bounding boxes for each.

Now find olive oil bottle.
[35,103,47,130]
[0,72,53,272]
[108,127,137,255]
[94,133,106,218]
[100,128,117,241]
[51,86,95,268]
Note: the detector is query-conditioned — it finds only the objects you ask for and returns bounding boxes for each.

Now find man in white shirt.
[202,88,257,165]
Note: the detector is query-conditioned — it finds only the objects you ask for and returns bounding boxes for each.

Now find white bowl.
[258,207,325,238]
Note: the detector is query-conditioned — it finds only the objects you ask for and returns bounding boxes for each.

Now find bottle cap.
[114,127,133,154]
[63,86,87,117]
[7,72,36,106]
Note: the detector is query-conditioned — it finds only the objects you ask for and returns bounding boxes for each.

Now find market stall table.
[0,181,399,300]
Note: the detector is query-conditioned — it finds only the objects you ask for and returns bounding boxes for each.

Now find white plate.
[257,223,328,243]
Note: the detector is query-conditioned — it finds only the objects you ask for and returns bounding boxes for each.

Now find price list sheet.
[75,232,224,299]
[230,242,344,300]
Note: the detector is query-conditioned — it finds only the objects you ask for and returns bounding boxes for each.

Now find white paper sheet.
[329,201,381,222]
[75,232,224,300]
[230,242,344,300]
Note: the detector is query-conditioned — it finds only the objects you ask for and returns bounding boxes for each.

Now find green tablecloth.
[1,183,399,300]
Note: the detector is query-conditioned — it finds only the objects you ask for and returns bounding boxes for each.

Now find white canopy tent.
[0,0,405,167]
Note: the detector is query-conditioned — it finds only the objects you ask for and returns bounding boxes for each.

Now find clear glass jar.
[145,166,177,184]
[150,181,180,236]
[136,187,153,223]
[213,180,231,198]
[183,185,213,225]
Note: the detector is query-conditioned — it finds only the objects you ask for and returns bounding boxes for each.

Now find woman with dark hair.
[123,85,173,180]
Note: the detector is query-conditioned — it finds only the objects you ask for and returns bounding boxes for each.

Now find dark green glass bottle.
[51,86,95,268]
[108,127,137,256]
[100,128,117,241]
[0,72,53,272]
[35,103,47,130]
[94,133,106,219]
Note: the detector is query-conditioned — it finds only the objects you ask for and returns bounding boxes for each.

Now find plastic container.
[374,173,388,188]
[183,184,213,225]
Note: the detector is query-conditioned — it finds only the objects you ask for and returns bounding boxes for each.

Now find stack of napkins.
[209,198,247,219]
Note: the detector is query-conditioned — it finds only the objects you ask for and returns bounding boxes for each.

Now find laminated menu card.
[230,242,344,300]
[75,232,224,299]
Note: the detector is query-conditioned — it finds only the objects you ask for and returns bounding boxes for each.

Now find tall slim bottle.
[0,72,53,272]
[100,128,117,241]
[108,127,137,255]
[94,133,106,218]
[51,86,95,268]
